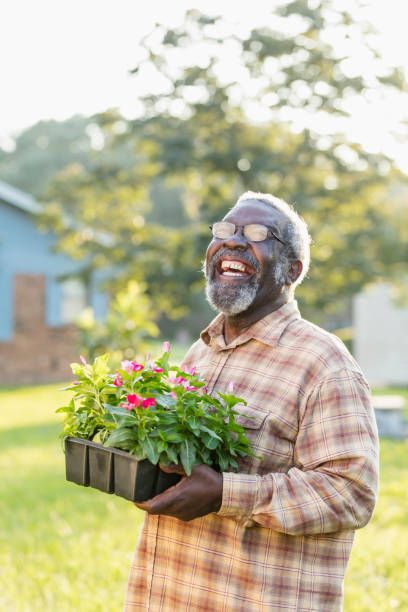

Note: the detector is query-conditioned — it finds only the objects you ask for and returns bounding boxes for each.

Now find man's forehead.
[223,198,289,228]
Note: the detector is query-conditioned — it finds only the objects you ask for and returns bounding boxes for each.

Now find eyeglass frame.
[209,221,286,245]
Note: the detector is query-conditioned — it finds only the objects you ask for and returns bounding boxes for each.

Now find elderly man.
[125,192,379,611]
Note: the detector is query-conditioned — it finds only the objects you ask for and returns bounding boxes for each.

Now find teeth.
[221,260,247,272]
[223,271,245,277]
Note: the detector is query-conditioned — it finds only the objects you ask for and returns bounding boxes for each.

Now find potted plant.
[58,343,257,502]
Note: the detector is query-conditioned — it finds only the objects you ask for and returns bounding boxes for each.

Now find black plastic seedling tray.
[65,435,89,486]
[64,437,181,502]
[111,446,158,502]
[88,442,114,493]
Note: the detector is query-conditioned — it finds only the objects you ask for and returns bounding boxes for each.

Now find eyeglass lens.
[211,222,268,242]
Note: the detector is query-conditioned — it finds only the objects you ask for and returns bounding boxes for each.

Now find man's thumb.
[159,461,186,476]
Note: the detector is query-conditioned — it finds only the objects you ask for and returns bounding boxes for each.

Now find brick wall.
[0,274,78,385]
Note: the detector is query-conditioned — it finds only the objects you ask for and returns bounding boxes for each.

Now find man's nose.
[222,228,248,250]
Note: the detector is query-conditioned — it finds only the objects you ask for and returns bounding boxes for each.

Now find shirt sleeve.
[218,369,379,535]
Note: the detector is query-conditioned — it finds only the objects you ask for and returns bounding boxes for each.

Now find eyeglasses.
[209,221,285,244]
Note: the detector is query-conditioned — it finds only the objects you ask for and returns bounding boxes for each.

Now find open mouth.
[216,258,255,279]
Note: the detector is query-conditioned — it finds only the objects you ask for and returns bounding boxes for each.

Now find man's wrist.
[217,472,259,519]
[211,471,223,513]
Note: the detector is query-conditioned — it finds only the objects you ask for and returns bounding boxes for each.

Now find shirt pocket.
[233,403,296,474]
[232,404,269,474]
[234,404,267,429]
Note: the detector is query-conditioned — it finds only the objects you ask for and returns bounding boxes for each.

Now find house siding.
[0,200,108,339]
[0,274,78,384]
[0,188,109,384]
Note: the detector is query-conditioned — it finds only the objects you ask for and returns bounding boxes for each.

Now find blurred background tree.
[0,116,92,197]
[75,280,159,363]
[3,0,408,349]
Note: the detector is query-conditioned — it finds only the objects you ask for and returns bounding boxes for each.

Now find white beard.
[205,277,260,315]
[203,251,286,316]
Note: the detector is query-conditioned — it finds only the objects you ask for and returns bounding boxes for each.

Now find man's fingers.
[134,464,222,521]
[158,461,186,475]
[134,479,187,514]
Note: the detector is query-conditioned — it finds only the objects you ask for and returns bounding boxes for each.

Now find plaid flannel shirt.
[125,301,379,611]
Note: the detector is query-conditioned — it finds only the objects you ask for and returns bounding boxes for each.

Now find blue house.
[0,180,108,384]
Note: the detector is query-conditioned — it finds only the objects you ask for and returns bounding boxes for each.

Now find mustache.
[205,248,261,276]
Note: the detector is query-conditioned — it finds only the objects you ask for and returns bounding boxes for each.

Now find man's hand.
[135,463,223,522]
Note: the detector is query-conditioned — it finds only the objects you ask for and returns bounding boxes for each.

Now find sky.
[1,0,407,171]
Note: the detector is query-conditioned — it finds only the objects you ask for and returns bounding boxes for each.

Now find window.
[60,278,87,324]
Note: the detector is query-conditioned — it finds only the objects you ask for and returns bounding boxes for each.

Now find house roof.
[0,179,42,214]
[0,178,114,247]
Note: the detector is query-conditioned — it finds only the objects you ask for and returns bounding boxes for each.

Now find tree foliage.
[0,116,92,197]
[76,281,159,363]
[40,1,408,331]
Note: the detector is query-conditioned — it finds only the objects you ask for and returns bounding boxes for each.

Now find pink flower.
[131,362,144,372]
[228,381,235,393]
[127,394,142,407]
[168,375,186,385]
[80,355,87,365]
[121,360,134,373]
[113,371,123,387]
[142,397,156,408]
[120,360,144,373]
[120,402,133,411]
[182,380,197,391]
[162,341,171,352]
[202,386,208,394]
[169,391,177,400]
[73,381,80,386]
[184,365,196,376]
[153,367,163,373]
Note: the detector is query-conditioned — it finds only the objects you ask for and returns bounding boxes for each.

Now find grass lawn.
[0,383,407,611]
[0,383,143,612]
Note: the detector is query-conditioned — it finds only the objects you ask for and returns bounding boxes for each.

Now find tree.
[0,113,137,199]
[76,280,159,363]
[42,1,408,332]
[0,116,92,197]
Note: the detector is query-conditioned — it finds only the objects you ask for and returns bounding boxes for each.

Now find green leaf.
[180,439,196,476]
[59,384,79,392]
[104,428,135,447]
[70,363,85,376]
[217,392,247,409]
[140,436,160,464]
[202,434,219,450]
[155,395,174,409]
[164,446,179,465]
[94,353,110,378]
[199,425,223,441]
[217,454,230,472]
[157,440,168,453]
[103,403,129,416]
[129,446,145,461]
[155,351,170,374]
[163,430,185,443]
[186,416,201,434]
[197,447,212,464]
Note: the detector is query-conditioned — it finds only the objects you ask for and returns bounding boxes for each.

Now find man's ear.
[286,260,303,285]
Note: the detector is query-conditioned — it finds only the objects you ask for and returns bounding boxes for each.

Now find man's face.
[205,199,289,316]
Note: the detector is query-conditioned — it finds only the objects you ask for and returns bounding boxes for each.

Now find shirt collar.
[200,300,301,351]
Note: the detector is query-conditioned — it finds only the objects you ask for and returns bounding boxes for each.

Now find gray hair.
[236,191,311,288]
